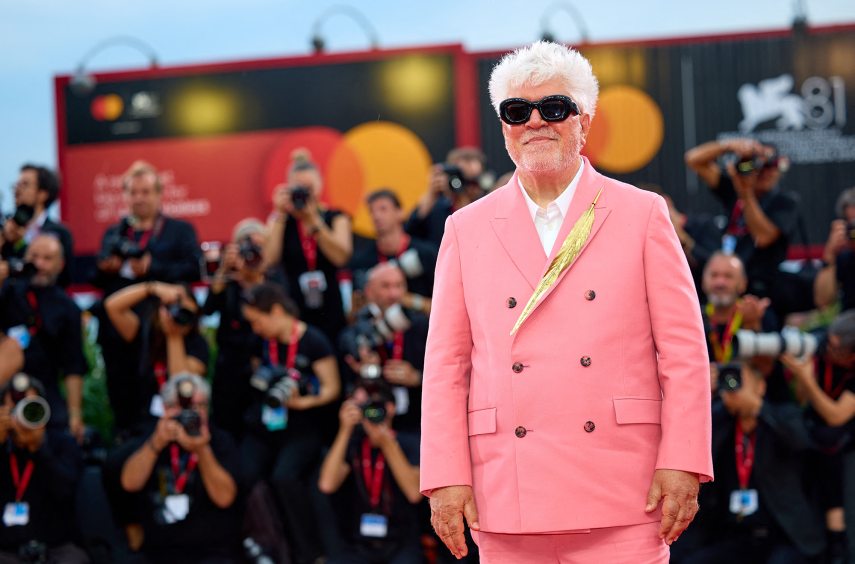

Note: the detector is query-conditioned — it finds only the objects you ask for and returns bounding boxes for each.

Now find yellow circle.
[594,86,663,173]
[339,122,433,237]
[102,94,124,121]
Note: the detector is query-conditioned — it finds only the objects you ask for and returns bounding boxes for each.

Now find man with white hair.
[420,41,712,562]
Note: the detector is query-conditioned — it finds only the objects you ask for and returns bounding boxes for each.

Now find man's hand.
[128,253,152,278]
[175,422,211,455]
[383,360,421,387]
[726,162,758,201]
[780,353,815,386]
[737,294,771,330]
[12,418,46,453]
[97,255,123,274]
[69,413,85,444]
[362,418,395,450]
[0,404,12,444]
[0,260,9,284]
[645,469,700,545]
[824,220,848,264]
[429,485,480,560]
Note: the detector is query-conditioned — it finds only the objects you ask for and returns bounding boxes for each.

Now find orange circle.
[91,94,124,121]
[586,86,663,173]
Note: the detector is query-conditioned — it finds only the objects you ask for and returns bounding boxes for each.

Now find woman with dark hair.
[264,149,353,343]
[241,281,341,564]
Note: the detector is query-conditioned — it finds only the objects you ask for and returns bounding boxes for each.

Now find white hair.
[488,41,599,119]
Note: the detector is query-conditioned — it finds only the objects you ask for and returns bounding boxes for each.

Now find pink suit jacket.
[420,158,714,534]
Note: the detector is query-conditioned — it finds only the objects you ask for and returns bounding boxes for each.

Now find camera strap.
[9,453,34,502]
[705,303,743,363]
[726,200,748,237]
[169,444,198,495]
[24,290,41,337]
[267,322,300,370]
[822,360,855,399]
[377,234,411,264]
[734,422,757,490]
[377,332,405,364]
[125,214,165,251]
[296,220,319,271]
[153,361,168,389]
[360,438,386,510]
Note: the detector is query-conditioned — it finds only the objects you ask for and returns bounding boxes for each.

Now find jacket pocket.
[613,397,662,424]
[468,407,497,436]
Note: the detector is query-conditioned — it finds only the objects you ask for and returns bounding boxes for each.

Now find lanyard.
[153,361,168,389]
[25,290,41,336]
[126,215,164,251]
[268,322,300,370]
[377,332,404,364]
[296,220,319,271]
[361,438,385,509]
[734,421,757,490]
[726,200,747,236]
[9,453,34,502]
[377,234,411,264]
[822,360,855,399]
[705,303,743,363]
[169,444,198,495]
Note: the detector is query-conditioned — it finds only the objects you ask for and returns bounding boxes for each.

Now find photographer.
[814,187,855,310]
[0,374,87,563]
[117,374,240,562]
[318,382,422,564]
[680,363,825,563]
[92,160,201,297]
[0,234,87,442]
[405,147,488,249]
[264,149,352,344]
[340,263,427,434]
[349,189,436,311]
[241,281,341,564]
[685,138,799,310]
[202,218,271,437]
[0,164,74,288]
[0,332,23,383]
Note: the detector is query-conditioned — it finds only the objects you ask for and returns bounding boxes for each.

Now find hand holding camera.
[338,399,363,431]
[824,219,850,263]
[737,295,771,330]
[383,359,420,387]
[779,352,816,388]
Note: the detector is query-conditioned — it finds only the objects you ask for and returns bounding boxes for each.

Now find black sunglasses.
[499,95,580,125]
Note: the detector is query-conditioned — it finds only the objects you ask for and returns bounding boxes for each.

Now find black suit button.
[512,362,524,373]
[584,421,596,433]
[507,297,517,308]
[580,356,592,367]
[515,426,527,438]
[585,290,596,301]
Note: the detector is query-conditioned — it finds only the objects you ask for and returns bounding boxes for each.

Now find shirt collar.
[519,158,584,221]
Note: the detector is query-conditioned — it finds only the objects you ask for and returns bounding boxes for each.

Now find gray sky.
[1,0,854,211]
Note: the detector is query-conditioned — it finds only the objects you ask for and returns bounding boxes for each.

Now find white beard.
[707,293,737,308]
[506,133,582,175]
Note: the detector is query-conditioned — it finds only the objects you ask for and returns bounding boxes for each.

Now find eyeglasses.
[499,95,580,125]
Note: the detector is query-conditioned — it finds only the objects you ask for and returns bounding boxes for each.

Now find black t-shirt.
[280,210,348,343]
[349,236,437,297]
[0,281,87,430]
[805,349,855,451]
[115,427,240,559]
[338,429,421,546]
[0,432,83,551]
[717,425,776,531]
[713,173,799,295]
[404,196,451,250]
[835,249,855,311]
[248,324,337,435]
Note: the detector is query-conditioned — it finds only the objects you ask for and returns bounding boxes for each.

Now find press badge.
[393,386,409,415]
[722,234,737,255]
[3,502,29,526]
[163,494,190,524]
[262,405,287,431]
[729,489,759,517]
[7,325,30,350]
[360,513,388,538]
[298,271,327,309]
[149,394,165,417]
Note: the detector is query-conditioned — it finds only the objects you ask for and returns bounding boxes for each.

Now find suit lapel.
[489,174,546,291]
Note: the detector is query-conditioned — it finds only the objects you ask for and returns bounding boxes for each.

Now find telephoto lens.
[14,396,51,430]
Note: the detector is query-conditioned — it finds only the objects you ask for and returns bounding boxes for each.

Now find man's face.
[365,267,407,311]
[14,169,40,208]
[368,197,402,235]
[242,304,278,340]
[702,255,746,308]
[501,77,591,176]
[449,154,484,182]
[125,173,161,220]
[25,236,63,287]
[827,334,855,369]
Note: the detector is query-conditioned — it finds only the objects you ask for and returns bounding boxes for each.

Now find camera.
[250,365,300,408]
[17,540,48,564]
[171,376,201,436]
[847,221,855,243]
[396,248,424,278]
[355,377,393,424]
[731,328,818,359]
[6,258,37,279]
[200,241,223,278]
[0,205,35,230]
[716,362,743,392]
[340,303,414,361]
[238,235,263,269]
[289,185,312,210]
[734,151,789,176]
[166,300,197,327]
[6,373,51,429]
[101,231,146,261]
[440,164,466,193]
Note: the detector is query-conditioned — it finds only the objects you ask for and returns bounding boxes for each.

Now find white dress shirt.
[519,160,585,255]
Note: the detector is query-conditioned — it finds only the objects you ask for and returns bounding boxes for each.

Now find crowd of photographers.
[0,137,854,564]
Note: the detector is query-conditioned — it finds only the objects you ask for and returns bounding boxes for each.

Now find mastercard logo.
[585,86,664,173]
[90,94,124,121]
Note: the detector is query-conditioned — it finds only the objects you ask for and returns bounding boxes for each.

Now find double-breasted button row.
[507,297,517,308]
[512,362,524,373]
[584,421,596,433]
[585,290,596,301]
[515,426,527,438]
[580,356,592,367]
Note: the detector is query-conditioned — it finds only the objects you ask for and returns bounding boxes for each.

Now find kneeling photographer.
[340,263,428,434]
[0,373,88,563]
[117,374,240,562]
[318,379,422,564]
[241,282,341,564]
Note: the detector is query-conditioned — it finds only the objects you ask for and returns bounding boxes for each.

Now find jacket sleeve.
[644,195,714,482]
[419,216,474,495]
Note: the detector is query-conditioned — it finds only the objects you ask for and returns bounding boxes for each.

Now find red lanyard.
[726,200,747,236]
[9,453,34,502]
[153,361,168,389]
[361,438,385,509]
[705,303,742,363]
[378,332,404,364]
[25,290,41,336]
[169,444,198,495]
[126,215,163,250]
[734,421,757,490]
[268,322,300,369]
[822,360,855,399]
[378,234,411,263]
[296,220,319,271]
